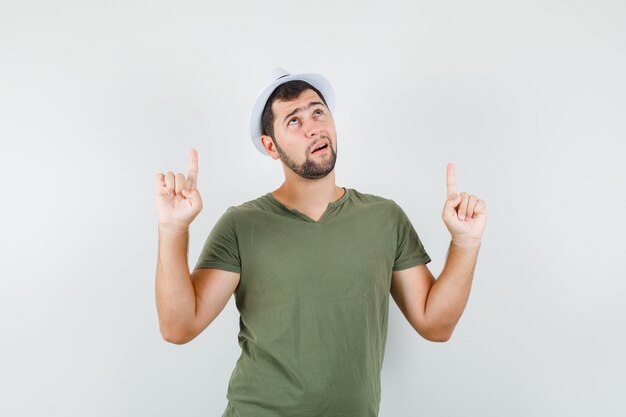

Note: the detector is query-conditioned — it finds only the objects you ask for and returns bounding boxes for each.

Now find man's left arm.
[390,163,487,342]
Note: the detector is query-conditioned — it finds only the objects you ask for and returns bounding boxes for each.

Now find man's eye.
[288,118,298,125]
[315,109,324,115]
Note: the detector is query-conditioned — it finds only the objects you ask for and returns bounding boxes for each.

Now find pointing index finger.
[446,162,457,197]
[187,148,198,190]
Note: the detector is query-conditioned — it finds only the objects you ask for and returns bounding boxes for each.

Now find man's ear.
[261,134,280,160]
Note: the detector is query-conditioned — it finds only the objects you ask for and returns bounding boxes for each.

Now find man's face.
[262,89,337,180]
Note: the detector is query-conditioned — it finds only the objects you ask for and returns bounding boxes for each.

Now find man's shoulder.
[221,193,273,216]
[349,188,401,209]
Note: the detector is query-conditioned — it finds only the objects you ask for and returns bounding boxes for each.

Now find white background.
[1,1,625,416]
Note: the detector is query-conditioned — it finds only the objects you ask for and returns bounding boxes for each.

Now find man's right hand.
[155,148,203,228]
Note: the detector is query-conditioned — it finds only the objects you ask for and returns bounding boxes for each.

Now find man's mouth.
[312,143,329,154]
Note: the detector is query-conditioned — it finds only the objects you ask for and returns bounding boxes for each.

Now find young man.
[154,68,487,417]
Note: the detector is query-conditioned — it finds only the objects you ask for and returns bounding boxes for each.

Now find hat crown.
[269,67,290,83]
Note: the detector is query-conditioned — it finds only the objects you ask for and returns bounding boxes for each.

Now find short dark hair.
[260,80,329,142]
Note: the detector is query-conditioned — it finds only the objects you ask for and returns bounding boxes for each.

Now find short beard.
[273,135,338,180]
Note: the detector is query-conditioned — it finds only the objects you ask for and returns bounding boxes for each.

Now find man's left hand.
[442,162,488,247]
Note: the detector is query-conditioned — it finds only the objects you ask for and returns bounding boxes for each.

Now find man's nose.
[304,121,323,138]
[306,129,322,138]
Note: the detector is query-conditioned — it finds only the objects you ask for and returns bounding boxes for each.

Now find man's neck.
[271,171,344,213]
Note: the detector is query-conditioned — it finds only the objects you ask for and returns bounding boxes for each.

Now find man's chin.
[300,158,336,179]
[299,170,332,180]
[278,150,337,180]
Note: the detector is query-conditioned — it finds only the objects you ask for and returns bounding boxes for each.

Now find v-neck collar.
[264,187,350,224]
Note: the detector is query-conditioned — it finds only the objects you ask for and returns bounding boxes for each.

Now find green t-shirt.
[193,187,431,417]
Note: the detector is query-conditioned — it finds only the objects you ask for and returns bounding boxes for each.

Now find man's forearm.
[155,224,196,342]
[424,239,481,340]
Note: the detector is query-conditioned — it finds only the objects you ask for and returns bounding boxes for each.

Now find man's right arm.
[155,224,240,344]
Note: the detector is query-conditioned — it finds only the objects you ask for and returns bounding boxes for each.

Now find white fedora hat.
[249,67,336,156]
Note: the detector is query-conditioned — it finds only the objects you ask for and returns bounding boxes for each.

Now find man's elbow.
[161,333,191,345]
[425,332,452,343]
[160,324,195,345]
[420,325,453,343]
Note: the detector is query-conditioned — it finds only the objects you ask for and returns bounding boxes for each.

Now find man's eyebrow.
[282,101,326,124]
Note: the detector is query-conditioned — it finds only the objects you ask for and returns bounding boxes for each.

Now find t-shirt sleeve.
[392,202,431,271]
[193,207,241,274]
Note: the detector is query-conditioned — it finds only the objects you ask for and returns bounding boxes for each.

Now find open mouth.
[312,143,329,154]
